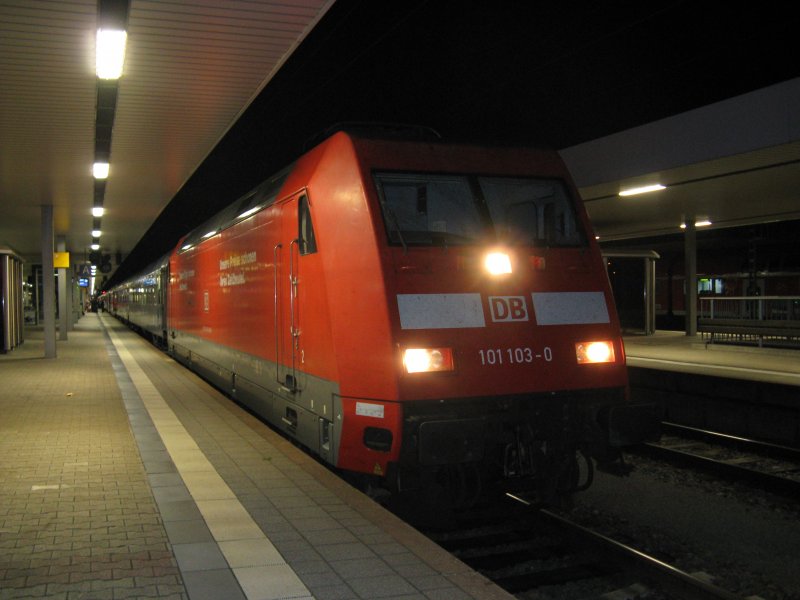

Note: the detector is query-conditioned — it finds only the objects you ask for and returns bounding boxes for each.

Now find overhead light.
[92,206,105,217]
[202,230,217,239]
[93,162,109,179]
[96,29,127,79]
[618,184,666,197]
[92,229,102,237]
[91,243,100,251]
[681,220,712,229]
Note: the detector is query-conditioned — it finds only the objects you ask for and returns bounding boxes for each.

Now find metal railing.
[699,296,800,321]
[698,296,800,347]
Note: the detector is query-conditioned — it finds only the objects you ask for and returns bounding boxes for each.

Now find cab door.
[275,192,318,393]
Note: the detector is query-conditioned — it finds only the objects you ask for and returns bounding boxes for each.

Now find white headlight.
[403,348,454,373]
[575,341,615,364]
[484,252,512,275]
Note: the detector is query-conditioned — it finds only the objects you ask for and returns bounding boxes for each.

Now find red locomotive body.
[119,129,656,503]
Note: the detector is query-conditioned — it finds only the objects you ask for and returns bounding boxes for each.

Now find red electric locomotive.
[114,127,657,504]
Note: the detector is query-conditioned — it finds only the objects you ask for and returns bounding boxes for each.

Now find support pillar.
[41,205,56,358]
[684,217,697,336]
[57,237,69,340]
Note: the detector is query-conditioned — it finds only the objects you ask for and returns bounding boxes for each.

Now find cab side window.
[298,195,317,255]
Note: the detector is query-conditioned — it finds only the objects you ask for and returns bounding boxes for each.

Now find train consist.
[108,128,657,504]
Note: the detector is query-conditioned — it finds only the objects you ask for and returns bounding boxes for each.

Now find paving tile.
[163,519,215,544]
[347,574,418,598]
[181,569,246,600]
[233,564,311,600]
[328,557,394,580]
[218,538,285,568]
[171,541,228,572]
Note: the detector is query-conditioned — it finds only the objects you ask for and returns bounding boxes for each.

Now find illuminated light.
[529,255,546,270]
[96,29,127,79]
[575,341,615,364]
[618,184,665,197]
[680,220,712,229]
[484,251,512,275]
[181,244,193,251]
[93,162,109,179]
[90,243,100,251]
[403,347,454,374]
[237,206,261,220]
[92,206,105,217]
[91,229,101,237]
[202,230,217,239]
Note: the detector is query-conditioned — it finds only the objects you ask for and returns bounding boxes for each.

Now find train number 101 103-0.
[478,347,552,366]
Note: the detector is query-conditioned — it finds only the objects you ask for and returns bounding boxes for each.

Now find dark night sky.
[108,0,799,287]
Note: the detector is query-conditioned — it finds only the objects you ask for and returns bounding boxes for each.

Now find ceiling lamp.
[681,220,712,229]
[93,162,110,179]
[96,29,127,79]
[92,229,102,238]
[91,243,100,251]
[92,206,105,217]
[618,184,666,197]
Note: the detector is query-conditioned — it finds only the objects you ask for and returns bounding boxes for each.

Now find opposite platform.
[623,330,800,387]
[0,314,513,600]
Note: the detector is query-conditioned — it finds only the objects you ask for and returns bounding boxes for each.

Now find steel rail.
[507,493,745,600]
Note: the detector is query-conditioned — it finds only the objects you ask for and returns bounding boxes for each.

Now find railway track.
[631,422,800,498]
[421,494,744,599]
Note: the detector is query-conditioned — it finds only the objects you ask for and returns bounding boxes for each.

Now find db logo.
[488,296,529,322]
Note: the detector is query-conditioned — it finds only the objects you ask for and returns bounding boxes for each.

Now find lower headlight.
[575,341,615,364]
[403,347,454,373]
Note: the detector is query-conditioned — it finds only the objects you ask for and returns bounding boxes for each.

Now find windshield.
[374,172,586,247]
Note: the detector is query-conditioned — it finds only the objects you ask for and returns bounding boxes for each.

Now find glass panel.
[375,174,485,246]
[479,177,585,246]
[374,172,586,247]
[298,195,317,255]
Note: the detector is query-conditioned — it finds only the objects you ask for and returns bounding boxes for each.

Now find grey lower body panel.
[169,331,342,467]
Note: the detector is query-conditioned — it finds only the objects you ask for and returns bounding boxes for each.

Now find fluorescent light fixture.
[90,243,100,251]
[92,206,105,217]
[618,184,666,197]
[92,229,102,237]
[96,29,127,79]
[93,162,109,179]
[680,220,712,229]
[202,230,217,239]
[181,244,193,251]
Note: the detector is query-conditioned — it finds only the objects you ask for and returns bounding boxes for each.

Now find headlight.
[403,348,454,373]
[575,341,615,364]
[484,251,512,275]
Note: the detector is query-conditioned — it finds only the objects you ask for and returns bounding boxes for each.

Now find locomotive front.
[347,139,658,503]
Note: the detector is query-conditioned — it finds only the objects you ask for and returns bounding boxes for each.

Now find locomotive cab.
[347,137,659,503]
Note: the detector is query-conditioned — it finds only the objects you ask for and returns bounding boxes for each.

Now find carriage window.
[298,195,317,254]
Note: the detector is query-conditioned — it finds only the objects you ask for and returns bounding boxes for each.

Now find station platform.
[623,330,800,387]
[0,314,513,600]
